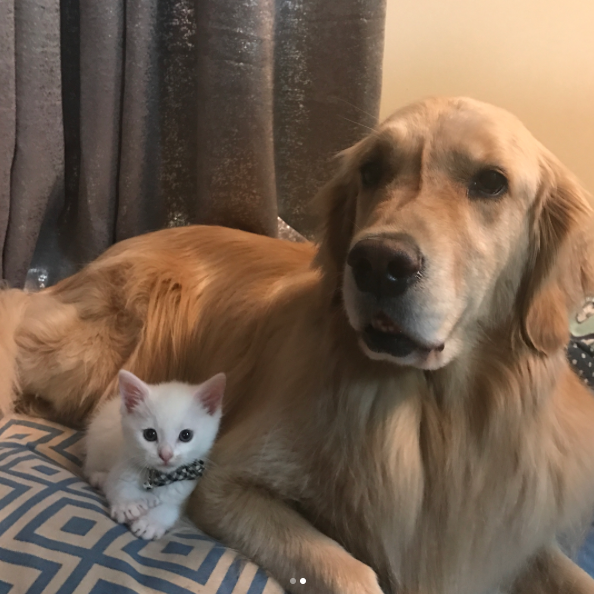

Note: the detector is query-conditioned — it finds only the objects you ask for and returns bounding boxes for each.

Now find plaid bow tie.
[142,459,205,491]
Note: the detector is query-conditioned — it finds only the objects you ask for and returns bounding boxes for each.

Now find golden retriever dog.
[2,97,594,594]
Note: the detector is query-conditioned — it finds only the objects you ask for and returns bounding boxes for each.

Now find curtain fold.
[3,0,65,286]
[0,1,15,280]
[0,0,386,289]
[77,0,123,258]
[195,0,278,236]
[274,0,385,236]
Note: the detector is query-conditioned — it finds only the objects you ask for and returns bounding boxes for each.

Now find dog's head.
[316,97,594,370]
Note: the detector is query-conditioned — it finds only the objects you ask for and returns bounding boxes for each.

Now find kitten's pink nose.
[159,446,173,464]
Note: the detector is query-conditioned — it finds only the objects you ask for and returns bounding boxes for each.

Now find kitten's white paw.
[130,515,168,540]
[88,471,107,490]
[110,501,149,524]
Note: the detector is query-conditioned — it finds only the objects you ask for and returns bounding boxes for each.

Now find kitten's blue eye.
[179,429,193,442]
[143,428,157,442]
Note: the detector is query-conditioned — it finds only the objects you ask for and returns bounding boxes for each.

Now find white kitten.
[84,369,225,540]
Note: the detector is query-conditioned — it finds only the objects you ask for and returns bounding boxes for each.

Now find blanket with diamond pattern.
[0,415,284,594]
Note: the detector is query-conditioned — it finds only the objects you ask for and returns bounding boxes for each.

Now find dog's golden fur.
[2,97,594,593]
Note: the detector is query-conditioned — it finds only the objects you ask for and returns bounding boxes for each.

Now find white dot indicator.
[300,578,306,584]
[290,578,296,584]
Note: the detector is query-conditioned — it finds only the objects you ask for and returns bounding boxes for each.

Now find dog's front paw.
[340,559,384,594]
[351,563,384,594]
[130,515,167,540]
[303,550,384,594]
[110,501,149,524]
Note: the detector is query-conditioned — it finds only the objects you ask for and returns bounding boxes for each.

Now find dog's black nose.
[347,236,422,299]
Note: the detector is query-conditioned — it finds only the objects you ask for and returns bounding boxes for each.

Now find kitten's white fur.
[84,370,225,540]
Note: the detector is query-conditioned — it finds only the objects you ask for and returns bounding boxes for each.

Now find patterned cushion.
[0,415,284,594]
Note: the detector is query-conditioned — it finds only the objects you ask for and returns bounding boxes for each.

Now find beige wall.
[380,0,594,196]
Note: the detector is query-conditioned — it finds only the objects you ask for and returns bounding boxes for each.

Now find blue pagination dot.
[61,517,96,536]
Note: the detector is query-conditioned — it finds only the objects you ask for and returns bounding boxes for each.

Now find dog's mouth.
[362,312,445,358]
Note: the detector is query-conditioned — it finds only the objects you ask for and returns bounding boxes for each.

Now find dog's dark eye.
[468,169,508,199]
[143,428,158,442]
[360,159,383,188]
[179,429,193,442]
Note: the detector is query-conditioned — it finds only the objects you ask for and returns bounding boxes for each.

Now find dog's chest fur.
[259,359,594,594]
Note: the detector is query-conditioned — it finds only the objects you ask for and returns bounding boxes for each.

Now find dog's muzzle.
[346,235,444,358]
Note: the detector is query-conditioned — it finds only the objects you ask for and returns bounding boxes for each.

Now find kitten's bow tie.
[143,459,205,491]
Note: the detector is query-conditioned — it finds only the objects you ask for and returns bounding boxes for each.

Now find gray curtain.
[0,0,386,289]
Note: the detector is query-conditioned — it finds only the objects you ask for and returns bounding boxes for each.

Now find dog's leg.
[189,471,384,594]
[510,547,594,593]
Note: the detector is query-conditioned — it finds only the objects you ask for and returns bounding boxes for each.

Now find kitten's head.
[118,370,225,471]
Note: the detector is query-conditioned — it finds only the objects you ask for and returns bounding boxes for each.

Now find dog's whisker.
[329,95,377,121]
[339,115,376,133]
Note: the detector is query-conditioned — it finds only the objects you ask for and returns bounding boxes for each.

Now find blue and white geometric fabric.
[0,415,285,594]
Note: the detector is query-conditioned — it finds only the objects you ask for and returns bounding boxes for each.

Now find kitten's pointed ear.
[118,370,149,413]
[196,373,226,416]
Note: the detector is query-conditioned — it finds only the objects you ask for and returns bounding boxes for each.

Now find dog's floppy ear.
[313,148,359,289]
[518,153,594,355]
